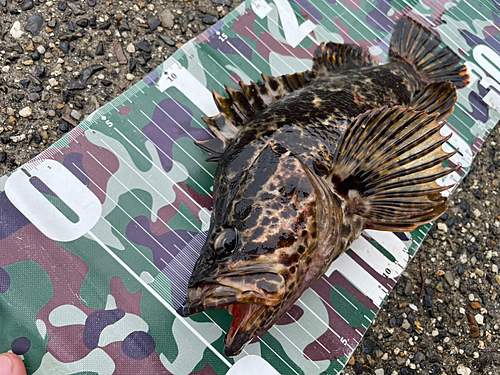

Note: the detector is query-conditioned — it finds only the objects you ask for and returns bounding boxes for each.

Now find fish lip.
[183,283,246,316]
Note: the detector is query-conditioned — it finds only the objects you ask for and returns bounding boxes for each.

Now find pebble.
[25,14,44,36]
[159,9,174,28]
[159,35,176,47]
[96,41,105,56]
[27,93,40,102]
[126,73,135,81]
[126,43,136,53]
[10,21,24,39]
[475,314,484,325]
[21,0,34,10]
[68,81,85,90]
[444,271,454,285]
[19,107,33,117]
[46,110,56,117]
[496,275,500,285]
[48,78,58,87]
[437,222,447,232]
[374,369,384,375]
[57,1,67,10]
[70,110,82,121]
[136,40,151,53]
[114,43,128,65]
[80,65,104,84]
[456,364,471,375]
[203,15,218,24]
[475,268,484,277]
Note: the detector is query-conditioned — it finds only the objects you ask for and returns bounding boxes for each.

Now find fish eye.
[213,228,238,257]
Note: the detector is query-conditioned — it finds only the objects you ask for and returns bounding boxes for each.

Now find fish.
[183,16,469,357]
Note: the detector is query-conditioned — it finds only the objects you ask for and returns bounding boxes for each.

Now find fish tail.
[389,16,469,89]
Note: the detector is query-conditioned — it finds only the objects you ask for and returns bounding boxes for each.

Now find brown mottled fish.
[184,16,469,356]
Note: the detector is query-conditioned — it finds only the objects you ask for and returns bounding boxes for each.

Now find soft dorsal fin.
[312,42,378,75]
[329,106,458,232]
[198,70,317,161]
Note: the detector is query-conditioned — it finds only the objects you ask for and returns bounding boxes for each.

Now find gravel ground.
[1,0,499,374]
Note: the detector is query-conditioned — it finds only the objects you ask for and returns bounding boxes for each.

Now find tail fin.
[390,16,469,89]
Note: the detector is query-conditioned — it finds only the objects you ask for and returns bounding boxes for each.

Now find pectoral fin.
[329,106,458,232]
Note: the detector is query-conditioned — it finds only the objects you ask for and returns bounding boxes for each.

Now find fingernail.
[0,354,13,375]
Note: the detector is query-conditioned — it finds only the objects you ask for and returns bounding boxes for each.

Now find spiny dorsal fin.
[313,42,378,75]
[410,82,457,122]
[329,106,458,232]
[198,71,317,161]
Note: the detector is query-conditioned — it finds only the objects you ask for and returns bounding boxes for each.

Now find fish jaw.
[184,273,285,356]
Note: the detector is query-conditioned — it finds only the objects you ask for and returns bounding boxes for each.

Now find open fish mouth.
[183,282,272,356]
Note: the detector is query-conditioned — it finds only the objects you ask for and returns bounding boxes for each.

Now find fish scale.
[0,0,499,374]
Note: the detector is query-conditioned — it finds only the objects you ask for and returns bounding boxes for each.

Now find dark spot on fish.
[301,230,308,237]
[289,266,296,274]
[261,217,271,226]
[260,192,274,200]
[298,245,306,254]
[283,258,291,266]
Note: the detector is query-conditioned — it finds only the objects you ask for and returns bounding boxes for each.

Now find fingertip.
[0,353,26,375]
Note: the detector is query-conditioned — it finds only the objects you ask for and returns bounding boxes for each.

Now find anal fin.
[411,82,457,121]
[329,106,458,232]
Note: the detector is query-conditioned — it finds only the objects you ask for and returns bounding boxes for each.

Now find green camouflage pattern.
[0,0,499,373]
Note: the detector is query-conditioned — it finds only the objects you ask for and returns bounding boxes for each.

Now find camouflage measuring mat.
[1,0,499,373]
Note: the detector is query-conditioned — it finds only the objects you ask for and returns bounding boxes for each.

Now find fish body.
[184,16,469,356]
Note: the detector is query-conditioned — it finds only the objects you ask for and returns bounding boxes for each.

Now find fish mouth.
[184,275,282,356]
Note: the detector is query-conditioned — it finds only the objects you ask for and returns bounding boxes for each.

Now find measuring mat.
[1,0,499,373]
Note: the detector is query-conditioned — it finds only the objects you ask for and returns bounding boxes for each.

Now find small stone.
[437,222,447,232]
[25,14,44,36]
[48,78,58,87]
[401,319,411,330]
[444,271,454,285]
[435,282,443,292]
[114,43,128,64]
[101,80,112,87]
[202,15,218,25]
[26,41,36,52]
[436,269,445,276]
[475,268,484,277]
[136,40,151,53]
[475,314,484,325]
[46,109,56,117]
[147,16,161,31]
[159,34,176,47]
[496,275,500,285]
[56,103,65,110]
[21,0,34,10]
[96,41,105,56]
[374,369,384,375]
[361,337,375,354]
[126,73,135,81]
[0,152,6,163]
[126,43,135,53]
[59,41,70,55]
[159,9,174,28]
[59,121,70,132]
[27,93,40,102]
[10,21,24,39]
[80,65,104,84]
[493,179,499,188]
[456,364,471,375]
[58,1,67,10]
[70,110,82,121]
[68,81,85,90]
[76,19,88,28]
[471,302,482,309]
[7,117,17,126]
[19,107,33,117]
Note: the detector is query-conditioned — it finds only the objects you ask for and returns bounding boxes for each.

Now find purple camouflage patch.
[0,267,10,293]
[121,331,156,360]
[83,309,126,350]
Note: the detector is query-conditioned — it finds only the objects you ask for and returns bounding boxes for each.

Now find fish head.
[184,142,342,356]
